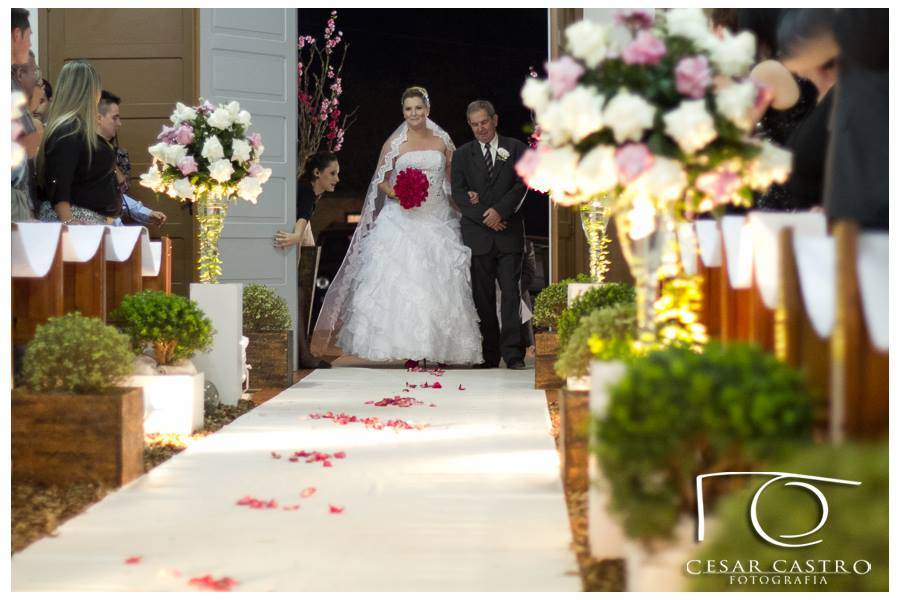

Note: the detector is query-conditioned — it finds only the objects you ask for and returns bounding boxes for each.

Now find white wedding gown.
[335,150,484,364]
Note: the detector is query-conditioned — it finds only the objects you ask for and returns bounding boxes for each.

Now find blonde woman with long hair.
[37,60,120,224]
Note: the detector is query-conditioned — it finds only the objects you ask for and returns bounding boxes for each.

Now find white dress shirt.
[481,133,499,164]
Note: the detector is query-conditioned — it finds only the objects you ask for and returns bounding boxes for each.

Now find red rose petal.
[333,451,346,459]
[432,382,442,389]
[458,384,466,391]
[322,460,333,467]
[188,575,239,592]
[288,457,299,463]
[329,504,344,514]
[270,452,282,459]
[301,487,317,498]
[125,556,142,565]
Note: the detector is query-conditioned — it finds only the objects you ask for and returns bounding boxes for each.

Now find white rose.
[666,8,713,47]
[602,89,656,143]
[236,110,252,128]
[148,142,170,163]
[171,177,195,200]
[575,145,618,196]
[708,31,756,77]
[633,156,687,203]
[749,141,792,189]
[163,144,188,167]
[527,146,580,201]
[496,147,510,161]
[225,101,241,118]
[207,107,234,130]
[536,100,570,145]
[626,196,658,240]
[231,139,252,163]
[139,167,164,191]
[565,20,610,68]
[716,80,757,131]
[254,144,265,159]
[208,158,235,183]
[251,164,273,184]
[201,135,225,161]
[559,86,606,143]
[171,102,197,125]
[663,99,717,154]
[237,176,263,203]
[521,77,552,115]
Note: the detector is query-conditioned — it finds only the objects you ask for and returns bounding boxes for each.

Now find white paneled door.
[199,8,299,368]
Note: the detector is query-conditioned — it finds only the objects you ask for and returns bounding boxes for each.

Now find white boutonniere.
[496,147,510,162]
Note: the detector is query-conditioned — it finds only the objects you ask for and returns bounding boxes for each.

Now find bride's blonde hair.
[401,86,430,108]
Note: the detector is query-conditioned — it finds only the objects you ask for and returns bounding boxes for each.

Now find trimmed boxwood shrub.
[22,312,135,394]
[532,273,593,330]
[555,303,636,378]
[243,283,292,332]
[557,282,635,349]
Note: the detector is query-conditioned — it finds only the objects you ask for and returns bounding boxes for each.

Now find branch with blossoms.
[297,10,358,172]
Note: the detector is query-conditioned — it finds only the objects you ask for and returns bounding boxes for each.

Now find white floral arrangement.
[516,9,792,225]
[140,99,272,204]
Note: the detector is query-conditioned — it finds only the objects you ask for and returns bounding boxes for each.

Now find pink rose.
[545,56,584,98]
[614,9,654,29]
[247,132,263,149]
[675,56,712,99]
[174,124,194,145]
[199,100,216,114]
[615,143,654,183]
[248,163,264,178]
[178,155,198,176]
[696,169,742,204]
[622,31,667,66]
[515,148,547,191]
[157,125,177,143]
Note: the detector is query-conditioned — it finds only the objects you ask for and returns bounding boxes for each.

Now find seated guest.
[776,8,839,211]
[97,90,167,227]
[31,77,51,123]
[12,49,41,220]
[36,60,121,224]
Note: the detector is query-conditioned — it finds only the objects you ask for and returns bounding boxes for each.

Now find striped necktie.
[483,143,493,172]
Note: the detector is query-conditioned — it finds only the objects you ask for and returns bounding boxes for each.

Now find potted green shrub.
[593,343,814,591]
[557,282,635,353]
[532,273,592,389]
[555,303,636,385]
[689,441,888,592]
[242,284,293,388]
[114,290,214,435]
[12,313,143,486]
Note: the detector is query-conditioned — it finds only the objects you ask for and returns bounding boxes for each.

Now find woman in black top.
[273,151,340,369]
[36,60,119,224]
[777,9,840,211]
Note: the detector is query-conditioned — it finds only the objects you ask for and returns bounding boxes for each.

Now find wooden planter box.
[11,387,144,486]
[535,331,564,390]
[559,386,590,494]
[245,330,293,389]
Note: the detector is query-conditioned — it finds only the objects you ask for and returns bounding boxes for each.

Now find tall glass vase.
[580,197,612,283]
[615,210,676,348]
[195,195,229,284]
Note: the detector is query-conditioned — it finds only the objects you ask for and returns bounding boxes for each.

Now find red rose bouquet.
[393,168,429,209]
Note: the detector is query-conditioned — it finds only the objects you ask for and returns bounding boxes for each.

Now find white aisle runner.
[12,367,579,591]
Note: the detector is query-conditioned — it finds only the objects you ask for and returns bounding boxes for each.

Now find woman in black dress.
[36,60,120,224]
[273,151,340,368]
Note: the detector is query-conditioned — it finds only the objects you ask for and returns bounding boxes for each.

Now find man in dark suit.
[451,100,529,369]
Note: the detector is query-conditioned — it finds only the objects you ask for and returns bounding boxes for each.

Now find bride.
[311,86,483,365]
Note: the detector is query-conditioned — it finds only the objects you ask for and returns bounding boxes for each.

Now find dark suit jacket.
[451,135,528,255]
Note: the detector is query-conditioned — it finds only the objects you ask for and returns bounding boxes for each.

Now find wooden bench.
[12,223,65,345]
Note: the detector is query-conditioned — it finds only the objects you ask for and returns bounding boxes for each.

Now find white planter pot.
[128,372,205,435]
[624,516,715,592]
[588,359,627,561]
[567,282,602,307]
[190,282,243,406]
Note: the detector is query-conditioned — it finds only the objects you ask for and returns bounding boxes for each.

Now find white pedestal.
[567,282,602,307]
[190,282,243,406]
[625,517,707,592]
[129,372,205,435]
[588,360,628,561]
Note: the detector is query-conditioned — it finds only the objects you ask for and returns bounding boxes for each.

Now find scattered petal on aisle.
[301,487,317,498]
[187,575,239,592]
[124,556,142,565]
[329,505,344,514]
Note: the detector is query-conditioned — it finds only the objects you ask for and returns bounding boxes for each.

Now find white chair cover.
[794,234,836,339]
[104,225,143,262]
[61,225,106,263]
[677,222,698,276]
[721,215,753,289]
[748,211,827,309]
[693,220,722,267]
[857,233,889,352]
[11,222,62,277]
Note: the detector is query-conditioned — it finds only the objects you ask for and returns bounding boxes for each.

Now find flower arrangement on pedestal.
[140,99,271,283]
[516,9,792,347]
[297,9,358,165]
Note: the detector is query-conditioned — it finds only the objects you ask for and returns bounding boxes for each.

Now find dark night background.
[298,8,550,237]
